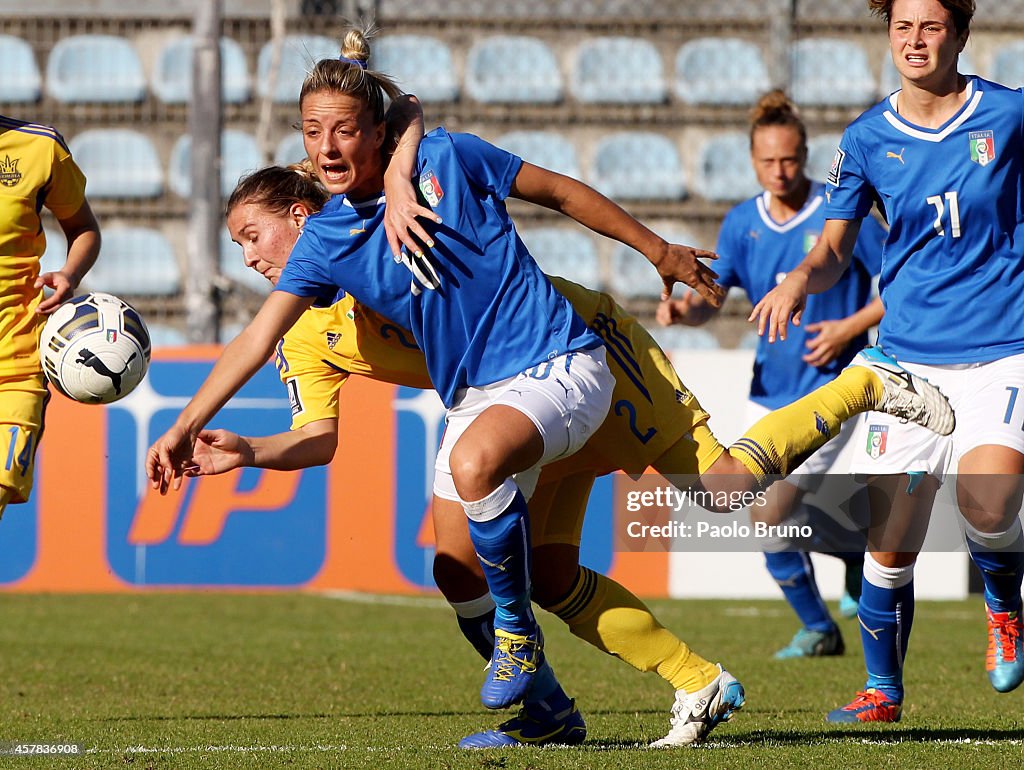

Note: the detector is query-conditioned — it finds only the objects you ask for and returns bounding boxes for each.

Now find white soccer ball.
[39,292,151,404]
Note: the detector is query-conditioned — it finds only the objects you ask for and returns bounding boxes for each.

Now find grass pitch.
[0,592,1022,769]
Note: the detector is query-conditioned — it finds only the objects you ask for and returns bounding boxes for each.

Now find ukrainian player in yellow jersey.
[185,162,954,748]
[0,115,100,517]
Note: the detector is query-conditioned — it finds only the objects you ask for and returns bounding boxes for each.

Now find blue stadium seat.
[494,131,580,179]
[609,226,702,299]
[806,133,844,183]
[83,227,181,296]
[374,34,458,102]
[168,130,264,198]
[650,325,720,351]
[152,36,250,104]
[273,132,306,166]
[589,132,686,201]
[465,36,562,103]
[0,35,41,102]
[46,34,147,103]
[220,230,272,295]
[147,323,189,348]
[571,37,665,104]
[696,132,760,203]
[68,129,163,199]
[257,35,338,103]
[518,227,601,289]
[880,50,977,95]
[674,38,770,106]
[790,38,875,107]
[990,43,1024,87]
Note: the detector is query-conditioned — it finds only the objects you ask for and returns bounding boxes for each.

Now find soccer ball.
[39,292,151,404]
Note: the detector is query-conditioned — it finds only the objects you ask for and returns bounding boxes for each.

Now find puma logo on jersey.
[349,220,367,236]
[886,148,906,164]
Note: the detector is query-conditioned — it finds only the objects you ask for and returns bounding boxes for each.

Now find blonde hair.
[298,24,402,124]
[749,90,807,151]
[226,163,329,218]
[868,0,975,34]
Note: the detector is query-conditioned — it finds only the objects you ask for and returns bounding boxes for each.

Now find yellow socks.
[544,566,719,693]
[730,365,882,485]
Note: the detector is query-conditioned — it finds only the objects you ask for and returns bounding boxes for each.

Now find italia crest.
[969,130,995,167]
[866,424,888,459]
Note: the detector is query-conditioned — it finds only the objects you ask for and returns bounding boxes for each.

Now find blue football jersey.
[825,77,1024,363]
[275,128,598,407]
[716,182,884,409]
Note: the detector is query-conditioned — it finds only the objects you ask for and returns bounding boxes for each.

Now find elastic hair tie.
[338,55,367,69]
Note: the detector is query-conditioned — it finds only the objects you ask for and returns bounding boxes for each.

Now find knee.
[449,442,501,502]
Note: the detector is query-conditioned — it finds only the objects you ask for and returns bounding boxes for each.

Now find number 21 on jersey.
[927,191,961,238]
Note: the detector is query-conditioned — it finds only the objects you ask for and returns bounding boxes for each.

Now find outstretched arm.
[510,162,725,306]
[748,217,862,342]
[187,418,339,476]
[37,200,101,313]
[146,291,314,493]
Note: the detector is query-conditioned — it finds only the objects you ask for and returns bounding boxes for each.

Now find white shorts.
[849,352,1024,481]
[432,347,613,501]
[746,398,858,491]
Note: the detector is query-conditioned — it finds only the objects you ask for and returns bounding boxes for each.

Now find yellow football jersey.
[0,117,87,376]
[277,275,709,478]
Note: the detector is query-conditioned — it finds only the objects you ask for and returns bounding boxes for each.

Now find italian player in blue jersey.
[660,91,885,659]
[752,0,1024,723]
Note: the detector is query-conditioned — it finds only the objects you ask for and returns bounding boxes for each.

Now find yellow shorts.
[0,372,48,505]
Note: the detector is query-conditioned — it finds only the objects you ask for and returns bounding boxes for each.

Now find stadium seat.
[650,325,720,351]
[256,35,338,103]
[609,226,702,299]
[0,35,41,103]
[83,227,181,296]
[806,133,844,183]
[674,38,771,106]
[991,43,1024,87]
[151,36,251,104]
[147,323,189,348]
[374,34,458,102]
[168,130,264,198]
[790,38,876,107]
[273,132,306,166]
[68,129,163,199]
[46,34,147,103]
[518,227,601,289]
[220,230,272,295]
[589,132,686,201]
[695,132,760,203]
[494,130,580,179]
[465,36,562,103]
[571,36,666,104]
[880,50,978,94]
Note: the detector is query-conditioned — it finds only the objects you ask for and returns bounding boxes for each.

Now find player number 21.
[926,191,961,238]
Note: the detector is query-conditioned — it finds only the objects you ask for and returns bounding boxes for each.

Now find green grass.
[0,593,1022,769]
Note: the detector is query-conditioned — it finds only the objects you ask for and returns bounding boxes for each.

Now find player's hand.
[802,318,853,367]
[146,424,197,495]
[34,271,75,314]
[748,272,809,343]
[656,293,695,327]
[186,429,254,476]
[382,171,442,261]
[651,243,724,307]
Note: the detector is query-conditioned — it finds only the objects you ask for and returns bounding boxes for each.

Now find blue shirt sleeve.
[274,224,335,300]
[712,208,744,290]
[447,132,524,201]
[824,131,875,221]
[850,213,886,276]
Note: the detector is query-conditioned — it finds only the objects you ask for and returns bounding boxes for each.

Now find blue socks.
[764,550,836,633]
[966,523,1024,614]
[859,553,914,701]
